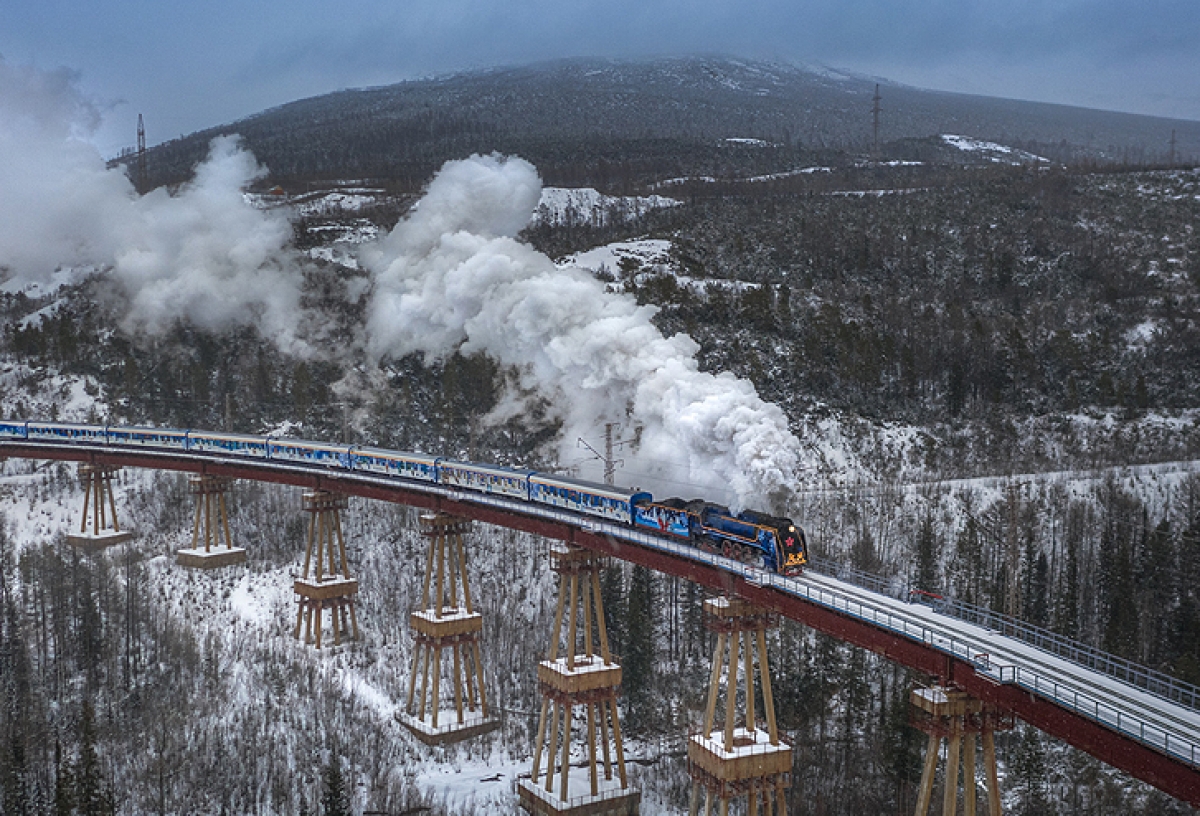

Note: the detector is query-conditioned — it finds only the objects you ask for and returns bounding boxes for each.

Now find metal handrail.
[773,567,1200,768]
[588,534,1200,768]
[807,556,1200,714]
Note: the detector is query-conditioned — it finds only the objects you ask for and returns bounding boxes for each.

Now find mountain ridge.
[130,55,1200,191]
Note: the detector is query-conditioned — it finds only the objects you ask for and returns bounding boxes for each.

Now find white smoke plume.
[0,59,802,508]
[0,58,307,353]
[112,137,306,351]
[360,154,801,509]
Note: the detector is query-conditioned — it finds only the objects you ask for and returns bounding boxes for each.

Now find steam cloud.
[360,154,801,509]
[0,58,308,353]
[1,59,801,508]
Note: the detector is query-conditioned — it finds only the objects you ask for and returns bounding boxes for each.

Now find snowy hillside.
[129,55,1200,191]
[941,134,1050,164]
[532,187,679,228]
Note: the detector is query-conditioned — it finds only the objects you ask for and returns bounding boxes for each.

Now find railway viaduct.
[2,434,1199,810]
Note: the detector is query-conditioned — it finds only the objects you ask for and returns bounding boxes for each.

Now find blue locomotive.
[632,498,806,575]
[0,420,808,575]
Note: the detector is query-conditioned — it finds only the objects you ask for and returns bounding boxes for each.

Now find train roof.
[27,421,106,431]
[267,437,350,451]
[189,431,268,443]
[440,459,536,478]
[351,446,439,465]
[109,425,187,435]
[529,472,651,501]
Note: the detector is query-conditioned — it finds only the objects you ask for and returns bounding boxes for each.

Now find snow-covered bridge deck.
[2,436,1198,805]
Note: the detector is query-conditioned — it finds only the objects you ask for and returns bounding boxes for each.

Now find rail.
[807,555,1200,715]
[572,526,1200,769]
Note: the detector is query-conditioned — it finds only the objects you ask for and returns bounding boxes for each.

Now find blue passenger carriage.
[633,498,692,538]
[267,438,352,468]
[107,426,189,450]
[530,474,651,524]
[350,447,439,483]
[438,460,532,500]
[186,431,269,459]
[27,422,107,445]
[0,420,28,440]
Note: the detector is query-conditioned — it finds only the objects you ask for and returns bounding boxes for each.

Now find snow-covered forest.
[3,55,1200,815]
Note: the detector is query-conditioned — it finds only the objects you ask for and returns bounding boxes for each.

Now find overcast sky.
[4,0,1199,157]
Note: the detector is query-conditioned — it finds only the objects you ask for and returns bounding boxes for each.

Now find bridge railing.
[772,566,1200,769]
[942,600,1200,713]
[807,556,908,599]
[991,665,1200,768]
[574,528,1200,769]
[807,556,1200,714]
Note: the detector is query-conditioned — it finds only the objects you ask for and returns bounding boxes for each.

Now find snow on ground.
[229,572,276,627]
[0,362,109,422]
[0,461,534,811]
[941,134,1049,164]
[563,238,674,278]
[829,187,927,198]
[652,166,831,188]
[0,264,93,297]
[245,188,384,216]
[741,166,834,183]
[532,187,680,228]
[1125,319,1161,350]
[18,298,66,328]
[0,459,85,545]
[1130,170,1200,202]
[652,175,720,188]
[563,238,766,296]
[419,750,535,814]
[306,220,381,268]
[294,191,381,217]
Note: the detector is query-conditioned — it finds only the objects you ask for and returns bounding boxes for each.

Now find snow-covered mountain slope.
[532,187,679,228]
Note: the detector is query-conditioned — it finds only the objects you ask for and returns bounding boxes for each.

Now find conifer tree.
[1053,502,1086,639]
[879,674,921,814]
[321,753,349,816]
[74,700,114,816]
[1010,725,1051,815]
[623,565,657,732]
[54,740,73,816]
[2,733,30,816]
[1171,511,1200,682]
[600,562,626,659]
[914,514,938,594]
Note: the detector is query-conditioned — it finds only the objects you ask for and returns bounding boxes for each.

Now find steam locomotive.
[0,420,808,575]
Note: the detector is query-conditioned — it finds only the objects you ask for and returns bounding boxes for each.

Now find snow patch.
[1125,320,1160,350]
[532,187,679,228]
[724,137,773,146]
[941,134,1048,164]
[295,191,380,217]
[564,238,674,278]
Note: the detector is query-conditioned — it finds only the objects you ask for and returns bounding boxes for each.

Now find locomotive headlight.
[788,526,795,532]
